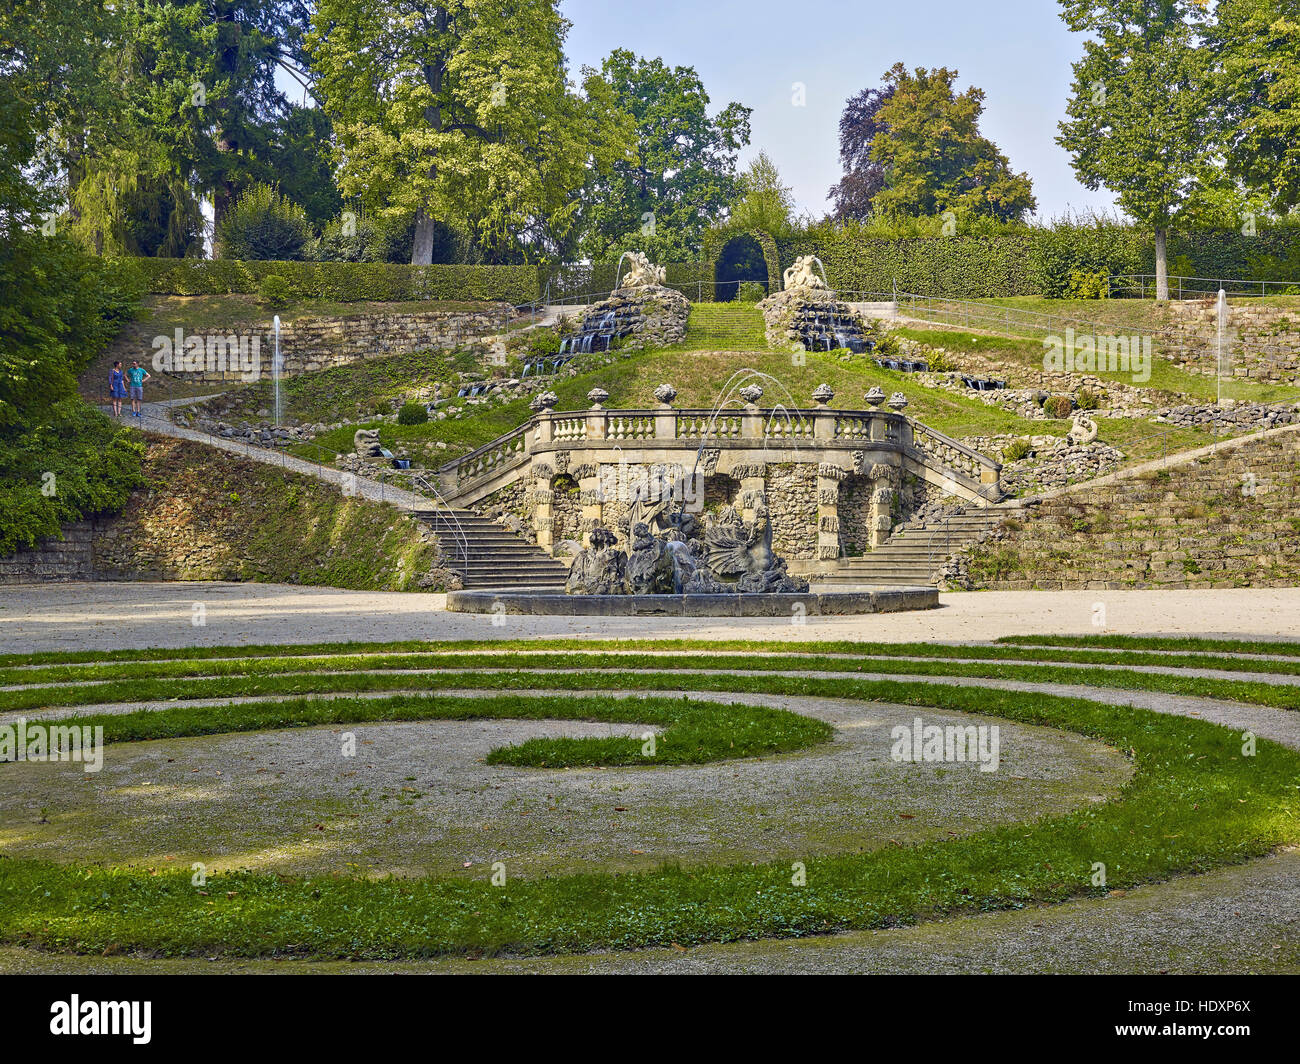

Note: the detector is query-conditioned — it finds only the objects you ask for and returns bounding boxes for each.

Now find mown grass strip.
[998,634,1300,657]
[20,692,831,768]
[1,674,1295,959]
[5,653,1300,715]
[7,642,1300,688]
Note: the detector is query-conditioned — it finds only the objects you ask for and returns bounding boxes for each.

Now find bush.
[1043,395,1074,419]
[257,274,293,310]
[397,402,429,426]
[735,281,767,304]
[216,184,314,261]
[0,400,145,556]
[1066,269,1110,299]
[524,327,561,360]
[1001,438,1034,462]
[1076,388,1101,411]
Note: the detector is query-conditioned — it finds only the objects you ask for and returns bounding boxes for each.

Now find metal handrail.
[1109,274,1300,300]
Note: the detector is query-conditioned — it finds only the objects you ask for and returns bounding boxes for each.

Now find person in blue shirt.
[108,361,127,417]
[126,361,150,418]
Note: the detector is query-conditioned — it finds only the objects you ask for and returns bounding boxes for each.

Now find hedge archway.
[701,227,781,302]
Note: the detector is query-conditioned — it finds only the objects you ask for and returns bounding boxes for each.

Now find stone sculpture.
[1069,413,1099,446]
[353,428,383,459]
[620,251,667,289]
[565,527,629,595]
[783,255,828,291]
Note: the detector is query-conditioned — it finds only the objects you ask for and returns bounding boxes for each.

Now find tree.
[865,64,1037,224]
[729,151,796,238]
[216,182,313,259]
[1058,0,1213,300]
[578,50,752,261]
[1213,0,1300,215]
[828,85,894,220]
[309,0,632,265]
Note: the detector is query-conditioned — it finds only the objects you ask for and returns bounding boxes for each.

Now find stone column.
[731,462,767,523]
[531,465,555,553]
[816,463,847,569]
[653,383,678,440]
[868,464,900,549]
[812,383,836,441]
[586,388,609,441]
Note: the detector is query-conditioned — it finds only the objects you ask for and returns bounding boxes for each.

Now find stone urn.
[887,392,909,413]
[812,383,834,408]
[587,388,610,409]
[864,386,886,408]
[653,383,677,406]
[531,391,559,412]
[739,384,764,406]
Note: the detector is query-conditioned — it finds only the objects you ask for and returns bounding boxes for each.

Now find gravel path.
[6,583,1300,654]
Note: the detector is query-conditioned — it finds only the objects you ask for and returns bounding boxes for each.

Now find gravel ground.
[0,692,1128,879]
[4,582,1300,654]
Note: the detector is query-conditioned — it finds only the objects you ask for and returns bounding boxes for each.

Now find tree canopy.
[577,49,752,261]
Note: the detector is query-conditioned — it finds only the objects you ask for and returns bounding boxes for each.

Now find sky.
[559,0,1119,221]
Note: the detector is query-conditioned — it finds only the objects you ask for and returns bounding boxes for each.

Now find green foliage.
[868,63,1037,223]
[1001,437,1033,461]
[119,258,541,303]
[1213,0,1300,214]
[256,274,293,309]
[309,0,633,264]
[1058,0,1213,288]
[1066,269,1109,299]
[1035,215,1146,297]
[397,402,429,426]
[728,151,797,239]
[735,281,767,304]
[579,49,752,260]
[1075,388,1101,411]
[216,183,313,261]
[0,401,145,556]
[1043,395,1074,419]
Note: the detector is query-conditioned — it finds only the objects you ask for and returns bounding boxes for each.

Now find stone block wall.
[153,305,517,385]
[953,429,1300,590]
[1162,301,1300,383]
[0,521,101,584]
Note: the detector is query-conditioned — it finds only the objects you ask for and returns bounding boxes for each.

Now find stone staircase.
[411,508,569,589]
[822,504,1024,587]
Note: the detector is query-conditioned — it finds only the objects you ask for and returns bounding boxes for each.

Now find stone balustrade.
[436,397,1002,574]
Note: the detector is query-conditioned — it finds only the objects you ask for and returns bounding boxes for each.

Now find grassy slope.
[295,305,1055,467]
[79,295,505,404]
[104,436,446,590]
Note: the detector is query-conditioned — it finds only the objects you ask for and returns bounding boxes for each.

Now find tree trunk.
[411,212,436,265]
[1154,226,1169,302]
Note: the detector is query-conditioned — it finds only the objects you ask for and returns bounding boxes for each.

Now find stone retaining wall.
[1162,301,1300,383]
[951,429,1300,590]
[152,305,517,384]
[0,522,102,584]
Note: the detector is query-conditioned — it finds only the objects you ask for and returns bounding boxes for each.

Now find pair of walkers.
[109,360,150,418]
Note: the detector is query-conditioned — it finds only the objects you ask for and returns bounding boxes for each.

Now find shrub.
[216,184,313,261]
[525,327,561,360]
[257,274,293,310]
[1066,269,1109,299]
[397,402,429,426]
[1002,438,1034,462]
[735,281,767,304]
[1076,388,1101,411]
[1043,395,1074,419]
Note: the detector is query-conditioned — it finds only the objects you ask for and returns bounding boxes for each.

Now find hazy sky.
[560,0,1119,221]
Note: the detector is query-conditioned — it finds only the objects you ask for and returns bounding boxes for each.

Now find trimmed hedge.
[543,260,714,303]
[118,258,542,304]
[781,232,1039,299]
